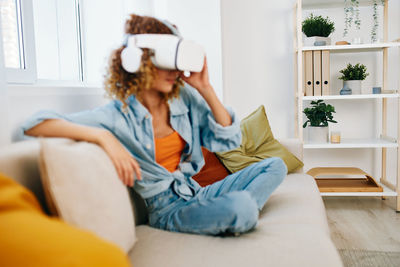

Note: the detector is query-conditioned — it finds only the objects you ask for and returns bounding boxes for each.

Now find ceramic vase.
[304,36,331,46]
[307,126,329,143]
[343,80,362,95]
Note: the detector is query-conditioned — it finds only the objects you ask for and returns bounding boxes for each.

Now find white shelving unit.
[301,42,400,52]
[293,0,400,211]
[304,137,398,149]
[303,93,399,100]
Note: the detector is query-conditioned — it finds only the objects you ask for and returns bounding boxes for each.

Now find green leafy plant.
[338,63,369,81]
[303,100,337,128]
[302,14,335,37]
[371,0,385,42]
[344,0,361,37]
[343,0,385,40]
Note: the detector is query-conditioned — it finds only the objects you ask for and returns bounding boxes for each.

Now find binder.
[313,50,322,96]
[321,50,330,95]
[304,51,313,96]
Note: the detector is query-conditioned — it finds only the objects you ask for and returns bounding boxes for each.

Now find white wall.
[221,0,296,138]
[6,86,108,142]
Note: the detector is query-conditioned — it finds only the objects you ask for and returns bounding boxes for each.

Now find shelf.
[303,0,378,9]
[307,167,398,197]
[295,0,400,211]
[320,182,398,196]
[300,42,400,52]
[303,138,398,149]
[302,93,399,100]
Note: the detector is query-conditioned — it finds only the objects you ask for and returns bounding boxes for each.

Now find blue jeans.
[144,157,287,235]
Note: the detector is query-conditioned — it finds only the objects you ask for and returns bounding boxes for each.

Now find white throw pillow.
[38,138,136,253]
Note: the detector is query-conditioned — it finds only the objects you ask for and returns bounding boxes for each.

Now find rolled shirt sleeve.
[182,85,241,153]
[20,103,117,139]
[203,106,241,152]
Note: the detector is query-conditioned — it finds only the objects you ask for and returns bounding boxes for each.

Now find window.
[0,0,36,83]
[32,0,145,85]
[0,0,21,68]
[79,0,130,84]
[32,0,82,82]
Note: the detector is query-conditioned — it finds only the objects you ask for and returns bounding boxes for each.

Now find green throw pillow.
[216,105,304,174]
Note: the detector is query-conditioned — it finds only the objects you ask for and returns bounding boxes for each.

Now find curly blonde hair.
[104,14,183,108]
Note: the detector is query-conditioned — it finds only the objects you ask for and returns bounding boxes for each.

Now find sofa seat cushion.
[130,224,340,267]
[258,173,331,235]
[128,174,342,267]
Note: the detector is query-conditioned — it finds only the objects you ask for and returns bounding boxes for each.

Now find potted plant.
[303,100,337,143]
[343,0,361,39]
[343,0,385,43]
[371,0,385,43]
[339,63,369,95]
[302,14,335,46]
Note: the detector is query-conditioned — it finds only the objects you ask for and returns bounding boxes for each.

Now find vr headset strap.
[162,19,181,37]
[125,34,180,50]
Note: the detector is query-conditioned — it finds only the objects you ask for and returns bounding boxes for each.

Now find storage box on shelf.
[293,0,400,211]
[307,167,384,194]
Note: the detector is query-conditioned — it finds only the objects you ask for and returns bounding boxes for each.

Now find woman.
[23,14,287,235]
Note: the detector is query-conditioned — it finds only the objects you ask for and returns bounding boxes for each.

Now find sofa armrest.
[277,138,304,173]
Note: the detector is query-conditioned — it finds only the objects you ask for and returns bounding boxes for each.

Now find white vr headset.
[121,34,205,73]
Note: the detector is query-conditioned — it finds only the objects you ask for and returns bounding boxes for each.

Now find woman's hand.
[179,57,213,96]
[180,57,232,127]
[97,130,142,187]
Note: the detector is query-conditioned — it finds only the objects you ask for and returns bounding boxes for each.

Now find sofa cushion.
[128,174,342,267]
[39,138,136,252]
[259,173,330,235]
[216,106,304,174]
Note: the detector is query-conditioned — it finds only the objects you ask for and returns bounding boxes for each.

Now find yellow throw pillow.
[216,106,303,173]
[0,172,130,267]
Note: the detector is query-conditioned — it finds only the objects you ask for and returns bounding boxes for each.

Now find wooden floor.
[323,196,400,252]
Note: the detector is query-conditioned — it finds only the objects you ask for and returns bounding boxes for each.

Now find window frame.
[4,0,37,84]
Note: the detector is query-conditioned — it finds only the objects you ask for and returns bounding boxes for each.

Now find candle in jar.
[330,131,341,143]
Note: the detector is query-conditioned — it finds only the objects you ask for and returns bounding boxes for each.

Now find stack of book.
[303,51,330,96]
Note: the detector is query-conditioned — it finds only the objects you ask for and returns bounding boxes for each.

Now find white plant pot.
[344,80,362,95]
[307,126,329,143]
[304,36,331,46]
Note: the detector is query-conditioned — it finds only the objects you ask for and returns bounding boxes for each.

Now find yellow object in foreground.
[0,172,131,267]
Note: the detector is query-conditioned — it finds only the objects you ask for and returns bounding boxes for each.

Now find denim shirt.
[20,85,242,200]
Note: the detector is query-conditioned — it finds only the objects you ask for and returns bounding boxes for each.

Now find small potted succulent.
[302,14,335,46]
[339,63,369,95]
[303,100,337,143]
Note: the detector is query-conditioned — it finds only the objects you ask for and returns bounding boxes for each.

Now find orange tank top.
[155,131,186,173]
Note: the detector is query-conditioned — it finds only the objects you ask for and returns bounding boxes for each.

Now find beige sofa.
[0,138,343,267]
